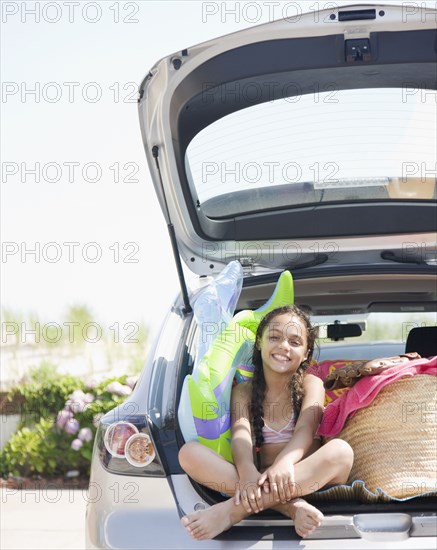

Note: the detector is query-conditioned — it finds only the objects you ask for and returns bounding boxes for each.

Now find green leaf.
[81,447,92,461]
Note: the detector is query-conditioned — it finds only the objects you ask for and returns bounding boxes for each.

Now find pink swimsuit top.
[262,414,296,445]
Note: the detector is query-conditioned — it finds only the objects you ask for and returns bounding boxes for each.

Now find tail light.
[95,410,165,477]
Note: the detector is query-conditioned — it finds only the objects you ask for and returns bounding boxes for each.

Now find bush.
[0,365,138,479]
[2,418,58,477]
[8,362,83,427]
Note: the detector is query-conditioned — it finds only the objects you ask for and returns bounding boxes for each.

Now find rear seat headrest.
[405,326,437,358]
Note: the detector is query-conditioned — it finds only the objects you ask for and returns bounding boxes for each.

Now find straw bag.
[337,375,437,499]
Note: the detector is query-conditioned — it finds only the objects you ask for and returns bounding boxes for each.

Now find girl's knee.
[325,438,354,468]
[178,441,201,471]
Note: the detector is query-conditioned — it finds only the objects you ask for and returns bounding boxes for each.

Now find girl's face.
[258,313,309,377]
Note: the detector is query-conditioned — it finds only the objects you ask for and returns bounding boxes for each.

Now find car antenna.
[152,145,192,315]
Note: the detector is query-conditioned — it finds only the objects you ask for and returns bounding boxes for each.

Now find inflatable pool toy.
[178,266,294,462]
[190,260,243,374]
[178,265,294,463]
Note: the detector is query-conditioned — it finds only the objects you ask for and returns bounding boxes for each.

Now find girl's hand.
[258,459,296,504]
[234,469,264,514]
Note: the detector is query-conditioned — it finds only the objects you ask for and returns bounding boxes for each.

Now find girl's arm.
[231,382,264,513]
[230,382,254,471]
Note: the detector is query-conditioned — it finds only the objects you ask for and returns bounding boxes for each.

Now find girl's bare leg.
[178,441,240,496]
[179,440,323,537]
[179,439,353,540]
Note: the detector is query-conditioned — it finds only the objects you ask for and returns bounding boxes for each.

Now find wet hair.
[250,305,316,463]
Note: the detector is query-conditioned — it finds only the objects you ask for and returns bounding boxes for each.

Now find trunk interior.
[175,267,437,535]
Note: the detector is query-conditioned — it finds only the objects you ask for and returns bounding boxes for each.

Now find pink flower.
[105,381,122,394]
[66,398,87,413]
[84,377,98,390]
[66,389,91,412]
[71,438,83,451]
[65,418,80,434]
[125,376,139,389]
[93,413,102,427]
[78,427,93,442]
[105,381,132,397]
[56,408,73,429]
[70,389,86,401]
[84,393,95,404]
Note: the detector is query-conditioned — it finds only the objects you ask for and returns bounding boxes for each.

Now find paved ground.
[1,489,87,549]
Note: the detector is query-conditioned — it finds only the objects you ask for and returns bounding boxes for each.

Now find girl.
[179,305,354,540]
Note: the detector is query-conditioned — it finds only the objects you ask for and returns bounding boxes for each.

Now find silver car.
[86,3,437,548]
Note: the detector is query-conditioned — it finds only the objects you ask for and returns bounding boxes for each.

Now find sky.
[2,0,436,339]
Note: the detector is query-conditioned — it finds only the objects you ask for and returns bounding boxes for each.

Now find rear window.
[314,311,436,361]
[185,88,436,217]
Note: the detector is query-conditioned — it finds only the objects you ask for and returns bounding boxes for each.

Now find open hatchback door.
[139,3,436,299]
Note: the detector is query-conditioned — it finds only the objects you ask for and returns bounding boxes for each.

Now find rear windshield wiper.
[287,253,329,270]
[381,250,429,265]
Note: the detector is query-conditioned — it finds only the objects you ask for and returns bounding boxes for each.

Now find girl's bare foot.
[181,499,238,541]
[180,495,323,540]
[289,498,324,538]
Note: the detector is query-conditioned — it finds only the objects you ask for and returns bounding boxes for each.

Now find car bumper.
[86,459,436,549]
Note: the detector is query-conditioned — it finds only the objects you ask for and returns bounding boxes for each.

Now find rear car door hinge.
[239,257,255,275]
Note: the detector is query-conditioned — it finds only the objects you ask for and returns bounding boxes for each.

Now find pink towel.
[318,356,437,438]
